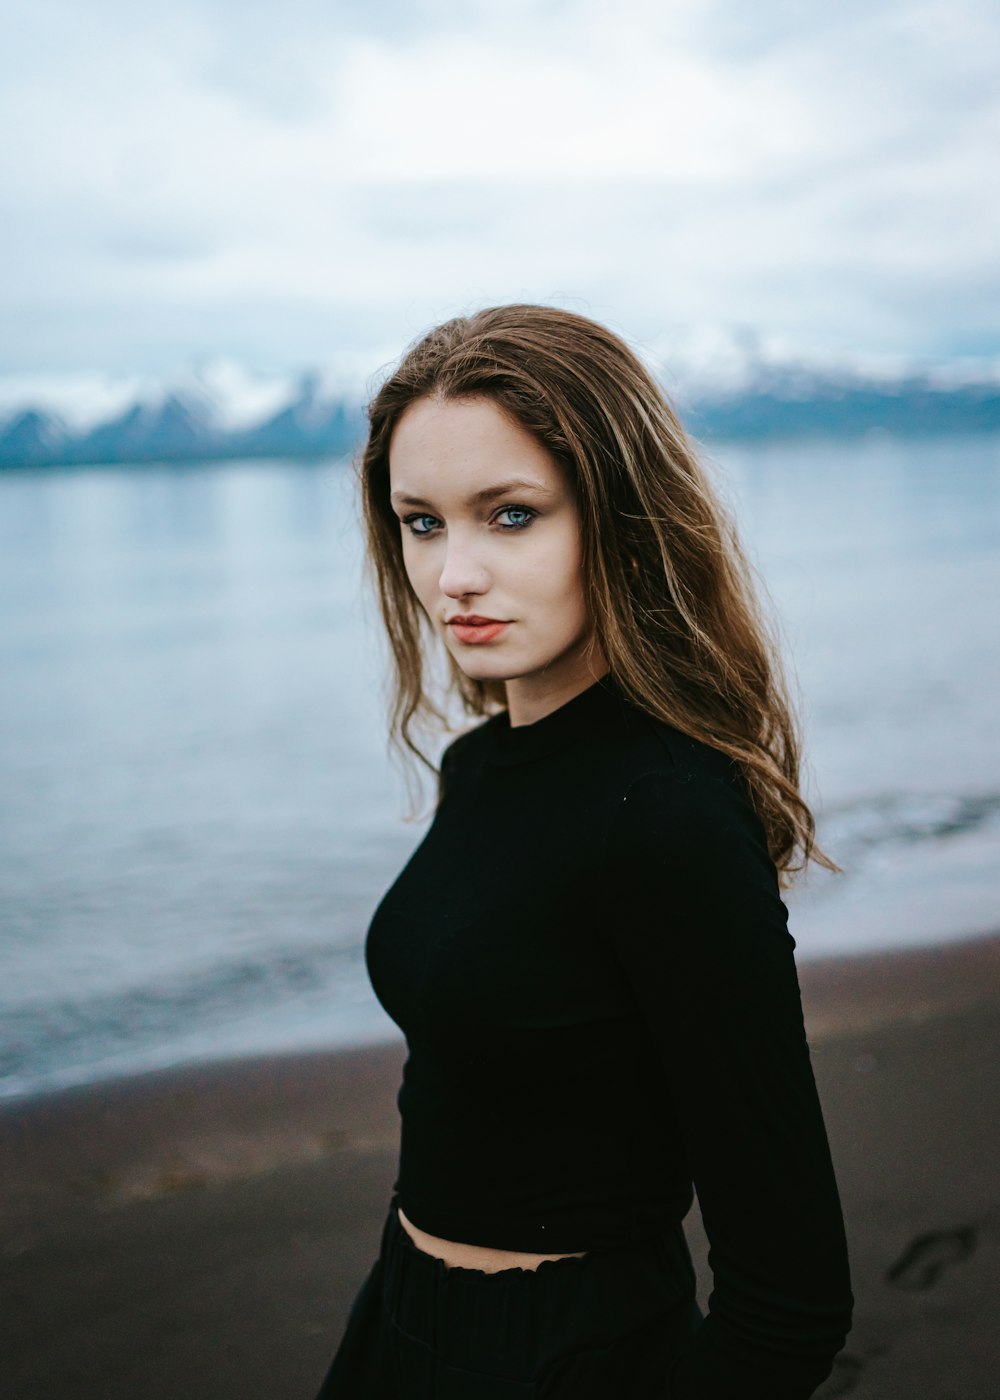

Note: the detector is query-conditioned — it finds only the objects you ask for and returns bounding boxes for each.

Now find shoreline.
[796,925,1000,1037]
[4,924,998,1116]
[3,929,998,1399]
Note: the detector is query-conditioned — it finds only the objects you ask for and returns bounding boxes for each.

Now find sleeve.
[601,766,854,1400]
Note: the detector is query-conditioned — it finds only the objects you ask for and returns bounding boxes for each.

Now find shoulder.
[603,708,781,900]
[436,714,496,798]
[608,704,758,834]
[440,720,491,768]
[601,715,794,965]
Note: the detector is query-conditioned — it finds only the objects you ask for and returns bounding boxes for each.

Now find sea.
[1,432,999,1100]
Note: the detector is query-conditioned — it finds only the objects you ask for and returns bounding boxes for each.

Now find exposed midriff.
[396,1205,589,1273]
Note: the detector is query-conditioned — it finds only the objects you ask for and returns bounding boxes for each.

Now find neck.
[505,656,610,729]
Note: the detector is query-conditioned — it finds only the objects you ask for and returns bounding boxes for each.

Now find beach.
[2,930,998,1400]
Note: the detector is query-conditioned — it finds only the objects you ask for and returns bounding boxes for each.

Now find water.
[1,435,998,1099]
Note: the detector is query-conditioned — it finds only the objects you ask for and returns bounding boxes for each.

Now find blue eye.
[400,506,537,538]
[495,506,536,531]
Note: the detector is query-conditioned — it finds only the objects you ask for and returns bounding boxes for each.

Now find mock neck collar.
[486,671,631,767]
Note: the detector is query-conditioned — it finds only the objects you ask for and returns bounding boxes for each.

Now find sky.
[3,0,999,395]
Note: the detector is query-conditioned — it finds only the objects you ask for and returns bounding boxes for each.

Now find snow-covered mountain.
[682,365,1000,440]
[0,360,367,468]
[2,348,999,468]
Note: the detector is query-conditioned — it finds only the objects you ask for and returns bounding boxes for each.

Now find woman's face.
[388,394,605,717]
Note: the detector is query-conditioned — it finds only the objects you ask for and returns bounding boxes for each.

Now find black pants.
[314,1194,704,1398]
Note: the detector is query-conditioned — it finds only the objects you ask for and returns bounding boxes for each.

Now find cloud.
[1,0,997,375]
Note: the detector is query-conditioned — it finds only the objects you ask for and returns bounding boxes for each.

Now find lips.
[449,619,510,645]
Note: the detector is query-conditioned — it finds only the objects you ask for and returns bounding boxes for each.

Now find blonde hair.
[355,303,836,884]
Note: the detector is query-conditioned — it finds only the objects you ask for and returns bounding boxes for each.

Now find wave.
[820,791,1000,867]
[0,938,375,1099]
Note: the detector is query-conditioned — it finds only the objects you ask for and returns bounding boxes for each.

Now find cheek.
[532,525,585,600]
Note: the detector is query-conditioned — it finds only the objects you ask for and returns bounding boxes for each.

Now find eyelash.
[400,505,538,539]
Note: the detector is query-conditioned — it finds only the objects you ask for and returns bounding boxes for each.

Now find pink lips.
[449,620,510,645]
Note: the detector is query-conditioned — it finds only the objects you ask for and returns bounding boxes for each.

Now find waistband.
[378,1192,697,1371]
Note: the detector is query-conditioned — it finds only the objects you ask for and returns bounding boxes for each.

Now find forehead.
[388,396,563,503]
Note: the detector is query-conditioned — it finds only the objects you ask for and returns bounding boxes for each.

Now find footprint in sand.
[885,1227,977,1291]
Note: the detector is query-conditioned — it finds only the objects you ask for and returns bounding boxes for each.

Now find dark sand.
[2,932,998,1399]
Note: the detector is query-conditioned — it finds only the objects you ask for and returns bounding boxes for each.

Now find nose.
[438,534,489,600]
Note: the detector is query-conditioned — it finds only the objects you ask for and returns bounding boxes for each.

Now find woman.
[314,304,853,1398]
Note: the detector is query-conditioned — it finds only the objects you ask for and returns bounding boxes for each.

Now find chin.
[452,655,514,682]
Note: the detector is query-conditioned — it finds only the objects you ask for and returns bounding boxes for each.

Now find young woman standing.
[314,304,853,1398]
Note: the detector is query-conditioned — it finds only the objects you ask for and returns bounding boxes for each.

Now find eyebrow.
[389,478,556,510]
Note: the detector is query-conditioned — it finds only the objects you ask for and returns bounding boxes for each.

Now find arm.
[602,766,853,1399]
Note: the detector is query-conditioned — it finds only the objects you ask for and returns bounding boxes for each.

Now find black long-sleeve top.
[365,672,853,1397]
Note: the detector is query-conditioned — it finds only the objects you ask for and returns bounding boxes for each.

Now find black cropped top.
[365,672,853,1397]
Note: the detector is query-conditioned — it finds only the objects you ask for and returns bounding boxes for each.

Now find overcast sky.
[3,0,998,387]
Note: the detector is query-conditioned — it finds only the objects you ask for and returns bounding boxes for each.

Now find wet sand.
[2,931,998,1399]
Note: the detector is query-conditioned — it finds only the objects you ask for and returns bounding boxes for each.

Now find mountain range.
[2,358,999,469]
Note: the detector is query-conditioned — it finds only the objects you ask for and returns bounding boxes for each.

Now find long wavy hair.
[355,303,836,884]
